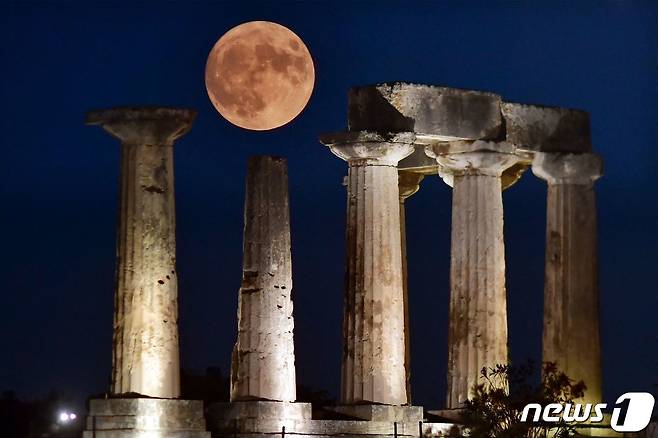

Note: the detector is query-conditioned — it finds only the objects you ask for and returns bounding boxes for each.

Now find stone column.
[532,152,603,404]
[398,171,424,403]
[86,107,196,398]
[427,141,520,409]
[230,156,297,402]
[320,132,414,406]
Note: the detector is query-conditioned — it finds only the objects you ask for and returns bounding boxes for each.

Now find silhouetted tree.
[452,361,586,438]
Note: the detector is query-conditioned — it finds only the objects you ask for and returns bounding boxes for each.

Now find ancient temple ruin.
[82,82,605,437]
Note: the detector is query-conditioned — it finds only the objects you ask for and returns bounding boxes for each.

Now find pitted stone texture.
[533,153,603,404]
[327,405,423,422]
[348,83,503,141]
[502,102,591,153]
[87,107,196,398]
[208,401,312,433]
[430,150,519,408]
[398,171,425,403]
[319,136,415,405]
[231,156,297,402]
[83,398,209,438]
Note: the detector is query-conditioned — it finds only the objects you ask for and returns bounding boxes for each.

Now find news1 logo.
[521,392,655,432]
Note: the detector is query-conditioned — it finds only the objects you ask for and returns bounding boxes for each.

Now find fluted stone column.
[86,107,195,399]
[427,141,520,408]
[320,133,414,406]
[231,156,297,402]
[532,152,603,404]
[398,171,424,403]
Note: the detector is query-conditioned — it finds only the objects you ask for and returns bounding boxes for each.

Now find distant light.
[58,411,77,423]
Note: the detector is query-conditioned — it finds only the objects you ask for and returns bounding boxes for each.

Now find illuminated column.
[321,132,414,405]
[398,171,424,403]
[86,107,196,398]
[427,141,520,409]
[532,152,603,403]
[231,156,297,402]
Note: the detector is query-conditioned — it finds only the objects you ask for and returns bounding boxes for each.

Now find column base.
[83,398,209,438]
[207,401,312,434]
[325,404,423,422]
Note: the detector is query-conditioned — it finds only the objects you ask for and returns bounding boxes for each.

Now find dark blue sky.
[0,2,656,412]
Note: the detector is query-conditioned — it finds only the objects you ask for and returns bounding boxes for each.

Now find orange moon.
[205,21,315,131]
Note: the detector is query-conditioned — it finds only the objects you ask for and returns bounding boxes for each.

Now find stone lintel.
[532,152,603,185]
[425,139,516,158]
[348,82,503,140]
[86,106,197,145]
[319,131,415,166]
[502,102,591,153]
[327,404,424,422]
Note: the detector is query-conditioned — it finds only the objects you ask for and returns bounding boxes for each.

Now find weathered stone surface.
[208,401,311,431]
[502,102,591,153]
[319,131,416,165]
[427,144,519,408]
[86,107,196,398]
[320,134,414,405]
[426,140,528,190]
[231,156,297,402]
[209,418,442,438]
[398,171,424,403]
[532,152,603,404]
[83,398,209,438]
[327,404,423,422]
[348,82,503,141]
[87,107,196,146]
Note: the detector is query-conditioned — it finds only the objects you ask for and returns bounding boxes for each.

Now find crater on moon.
[205,21,315,131]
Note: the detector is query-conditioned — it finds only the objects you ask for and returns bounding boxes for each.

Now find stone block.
[208,401,312,421]
[326,404,424,422]
[501,102,591,153]
[207,401,312,434]
[84,398,209,437]
[347,82,503,141]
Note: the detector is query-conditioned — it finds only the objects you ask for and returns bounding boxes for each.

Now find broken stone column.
[87,107,196,398]
[231,156,297,402]
[426,140,522,409]
[319,132,415,406]
[398,171,424,403]
[532,152,603,404]
[84,107,209,438]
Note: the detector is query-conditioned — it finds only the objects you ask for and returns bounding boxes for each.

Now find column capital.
[319,131,415,166]
[532,152,603,185]
[425,141,522,187]
[398,171,424,201]
[86,107,197,146]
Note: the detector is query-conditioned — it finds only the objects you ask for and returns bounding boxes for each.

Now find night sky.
[1,2,656,413]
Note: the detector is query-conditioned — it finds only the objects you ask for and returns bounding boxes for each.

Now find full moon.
[205,21,315,131]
